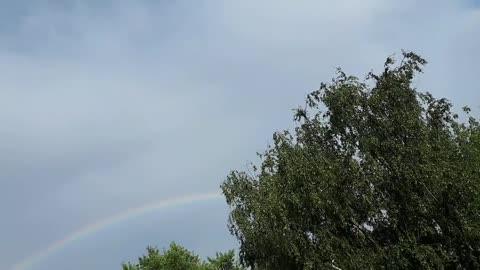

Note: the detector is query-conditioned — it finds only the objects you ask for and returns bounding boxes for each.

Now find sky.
[0,1,479,269]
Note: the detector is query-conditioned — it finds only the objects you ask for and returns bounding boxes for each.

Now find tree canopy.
[122,51,479,269]
[121,242,244,270]
[221,51,480,269]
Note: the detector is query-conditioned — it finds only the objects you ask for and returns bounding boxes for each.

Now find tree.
[221,51,480,269]
[122,242,244,270]
[121,242,201,270]
[206,250,244,270]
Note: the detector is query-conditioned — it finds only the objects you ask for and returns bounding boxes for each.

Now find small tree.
[206,250,244,270]
[122,242,201,270]
[122,242,244,270]
[222,51,480,269]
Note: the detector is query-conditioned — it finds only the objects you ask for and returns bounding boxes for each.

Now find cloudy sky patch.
[1,1,479,269]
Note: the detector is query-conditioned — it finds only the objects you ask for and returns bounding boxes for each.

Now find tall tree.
[221,51,480,269]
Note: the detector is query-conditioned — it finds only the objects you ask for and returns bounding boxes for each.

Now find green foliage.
[221,51,480,269]
[122,242,244,270]
[206,250,244,270]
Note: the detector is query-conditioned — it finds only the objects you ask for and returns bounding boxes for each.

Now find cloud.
[1,1,479,269]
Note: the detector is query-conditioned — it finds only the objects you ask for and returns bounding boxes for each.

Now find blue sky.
[0,1,479,270]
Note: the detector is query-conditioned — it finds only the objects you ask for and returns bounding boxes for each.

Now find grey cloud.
[14,200,235,270]
[1,1,479,269]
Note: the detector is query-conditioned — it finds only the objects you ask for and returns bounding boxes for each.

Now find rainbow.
[11,190,224,270]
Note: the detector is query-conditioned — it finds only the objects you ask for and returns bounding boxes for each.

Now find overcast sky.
[1,1,479,269]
